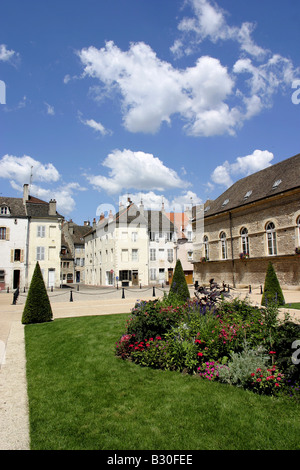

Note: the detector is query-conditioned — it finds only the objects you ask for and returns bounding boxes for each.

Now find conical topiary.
[261,261,285,306]
[22,262,53,324]
[170,259,190,302]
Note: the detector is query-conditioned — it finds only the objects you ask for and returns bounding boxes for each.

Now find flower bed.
[116,295,300,399]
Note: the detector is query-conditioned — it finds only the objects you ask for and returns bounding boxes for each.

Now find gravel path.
[0,321,30,450]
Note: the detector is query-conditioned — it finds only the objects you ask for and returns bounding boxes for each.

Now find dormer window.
[0,206,10,215]
[272,179,282,189]
[244,190,252,200]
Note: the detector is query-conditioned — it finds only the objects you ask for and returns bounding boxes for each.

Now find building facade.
[0,184,63,290]
[193,153,300,289]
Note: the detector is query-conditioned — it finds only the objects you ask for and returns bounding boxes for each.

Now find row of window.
[203,219,300,260]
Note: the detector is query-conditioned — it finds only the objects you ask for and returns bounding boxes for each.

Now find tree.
[261,261,285,307]
[170,259,190,302]
[22,262,53,324]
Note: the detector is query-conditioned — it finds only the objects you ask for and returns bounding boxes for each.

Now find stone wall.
[193,190,300,289]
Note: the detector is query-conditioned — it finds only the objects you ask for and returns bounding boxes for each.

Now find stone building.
[61,220,90,285]
[0,184,63,290]
[193,153,300,289]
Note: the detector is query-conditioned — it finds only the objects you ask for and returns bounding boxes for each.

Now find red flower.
[197,352,203,357]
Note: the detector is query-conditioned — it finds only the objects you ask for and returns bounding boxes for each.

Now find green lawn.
[283,303,300,310]
[24,314,300,450]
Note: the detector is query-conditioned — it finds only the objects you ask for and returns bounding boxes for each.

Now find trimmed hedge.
[261,261,285,307]
[22,262,53,324]
[170,259,190,302]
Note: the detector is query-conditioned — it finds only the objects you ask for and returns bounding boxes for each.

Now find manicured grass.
[24,314,300,450]
[283,303,300,310]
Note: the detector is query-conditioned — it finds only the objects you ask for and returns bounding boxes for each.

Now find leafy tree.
[22,262,53,324]
[261,261,285,307]
[170,259,190,302]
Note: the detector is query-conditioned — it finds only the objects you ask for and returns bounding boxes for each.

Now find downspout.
[229,211,236,288]
[25,216,30,289]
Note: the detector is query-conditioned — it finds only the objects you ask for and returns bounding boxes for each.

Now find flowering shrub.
[115,334,135,359]
[116,296,300,399]
[198,361,229,381]
[247,365,285,396]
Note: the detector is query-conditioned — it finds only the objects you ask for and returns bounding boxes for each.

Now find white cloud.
[78,113,111,136]
[211,149,274,188]
[0,44,16,62]
[86,149,189,195]
[174,0,267,59]
[45,102,55,115]
[78,41,239,137]
[0,154,60,185]
[118,189,201,212]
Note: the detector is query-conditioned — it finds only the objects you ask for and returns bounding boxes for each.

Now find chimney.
[69,220,74,235]
[100,212,105,221]
[49,199,57,216]
[93,218,96,228]
[139,199,144,216]
[108,210,113,220]
[84,220,90,226]
[23,184,29,204]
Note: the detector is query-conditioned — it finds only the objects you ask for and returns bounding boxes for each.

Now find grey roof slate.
[203,153,300,218]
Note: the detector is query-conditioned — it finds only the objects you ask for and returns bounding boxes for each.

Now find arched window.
[266,222,277,255]
[220,232,227,259]
[203,235,209,260]
[240,227,249,256]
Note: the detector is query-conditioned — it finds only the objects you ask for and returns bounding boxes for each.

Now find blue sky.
[1,0,299,224]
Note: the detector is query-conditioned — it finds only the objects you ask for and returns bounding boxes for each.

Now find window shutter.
[6,227,10,240]
[20,250,24,263]
[11,249,14,263]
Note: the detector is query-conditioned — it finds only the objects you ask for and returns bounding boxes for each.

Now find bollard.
[153,286,156,297]
[122,288,125,299]
[77,284,79,291]
[51,286,53,292]
[70,290,73,302]
[140,283,142,289]
[227,284,230,292]
[260,285,263,294]
[249,285,252,293]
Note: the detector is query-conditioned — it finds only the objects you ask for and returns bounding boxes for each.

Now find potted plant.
[239,252,249,259]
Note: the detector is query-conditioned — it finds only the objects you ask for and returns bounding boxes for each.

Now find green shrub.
[169,259,190,302]
[22,262,53,324]
[261,262,285,306]
[217,344,271,388]
[126,299,185,342]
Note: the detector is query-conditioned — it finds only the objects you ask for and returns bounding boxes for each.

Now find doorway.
[13,270,20,289]
[132,270,139,286]
[48,269,55,288]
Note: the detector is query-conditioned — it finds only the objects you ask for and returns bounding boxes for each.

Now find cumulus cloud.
[78,41,240,137]
[85,149,189,195]
[0,44,17,62]
[0,154,87,216]
[118,189,201,212]
[173,0,267,59]
[211,149,274,188]
[0,154,60,184]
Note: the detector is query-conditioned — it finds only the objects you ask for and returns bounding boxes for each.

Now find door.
[13,270,20,289]
[132,270,139,286]
[48,269,55,288]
